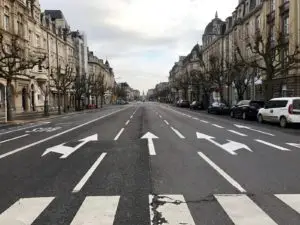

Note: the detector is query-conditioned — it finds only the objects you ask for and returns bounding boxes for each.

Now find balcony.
[267,11,275,24]
[280,1,289,15]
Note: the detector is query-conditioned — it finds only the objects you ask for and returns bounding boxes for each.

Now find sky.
[39,0,238,94]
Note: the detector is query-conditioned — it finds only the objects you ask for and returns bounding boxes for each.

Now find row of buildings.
[0,0,116,115]
[168,0,300,107]
[118,82,141,101]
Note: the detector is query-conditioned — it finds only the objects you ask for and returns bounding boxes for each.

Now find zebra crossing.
[1,194,300,224]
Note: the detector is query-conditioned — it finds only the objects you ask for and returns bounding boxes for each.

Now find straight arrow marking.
[286,143,300,149]
[141,132,158,155]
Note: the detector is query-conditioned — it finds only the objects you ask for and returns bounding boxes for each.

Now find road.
[0,102,300,225]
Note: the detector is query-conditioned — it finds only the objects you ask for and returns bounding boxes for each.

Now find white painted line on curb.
[0,122,50,135]
[0,108,127,160]
[171,127,185,139]
[255,139,290,151]
[164,120,169,125]
[0,134,29,144]
[73,153,107,193]
[125,120,130,126]
[114,128,125,141]
[212,124,224,128]
[200,120,209,124]
[198,152,246,193]
[228,130,248,137]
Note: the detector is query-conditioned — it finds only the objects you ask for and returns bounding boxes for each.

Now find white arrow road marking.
[196,132,252,155]
[114,128,124,141]
[0,134,29,144]
[164,120,169,125]
[255,139,290,151]
[228,130,247,137]
[0,197,55,224]
[234,124,275,136]
[171,127,185,139]
[71,196,119,225]
[198,152,246,192]
[215,194,277,225]
[42,134,98,158]
[275,194,300,214]
[212,124,224,128]
[73,153,107,193]
[141,132,159,155]
[286,143,300,149]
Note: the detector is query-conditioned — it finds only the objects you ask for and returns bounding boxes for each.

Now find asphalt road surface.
[0,102,300,225]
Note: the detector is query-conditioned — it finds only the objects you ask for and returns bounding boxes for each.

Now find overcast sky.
[40,0,238,94]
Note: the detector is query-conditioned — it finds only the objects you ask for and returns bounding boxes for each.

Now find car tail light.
[288,104,293,114]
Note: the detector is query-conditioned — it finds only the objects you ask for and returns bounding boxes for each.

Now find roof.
[44,10,65,20]
[271,97,300,101]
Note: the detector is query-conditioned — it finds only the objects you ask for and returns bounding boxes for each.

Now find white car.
[257,97,300,128]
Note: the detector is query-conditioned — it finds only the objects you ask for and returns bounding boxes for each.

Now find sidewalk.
[0,105,116,130]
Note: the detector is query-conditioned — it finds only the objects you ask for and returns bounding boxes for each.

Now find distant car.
[178,100,190,108]
[208,102,230,114]
[257,97,300,128]
[190,101,203,110]
[230,100,265,120]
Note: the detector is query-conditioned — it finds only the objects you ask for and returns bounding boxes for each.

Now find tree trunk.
[44,87,49,117]
[6,79,13,121]
[100,95,104,108]
[263,80,273,101]
[95,96,99,108]
[63,92,68,113]
[57,90,61,115]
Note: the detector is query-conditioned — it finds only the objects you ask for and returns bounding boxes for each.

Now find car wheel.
[280,116,287,128]
[230,111,234,118]
[242,112,247,120]
[258,114,264,123]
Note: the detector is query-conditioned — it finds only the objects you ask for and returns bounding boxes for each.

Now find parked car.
[208,102,230,114]
[190,101,203,110]
[257,97,300,128]
[178,100,190,108]
[230,100,265,120]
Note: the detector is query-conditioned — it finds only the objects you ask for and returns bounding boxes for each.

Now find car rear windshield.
[250,101,264,107]
[293,100,300,109]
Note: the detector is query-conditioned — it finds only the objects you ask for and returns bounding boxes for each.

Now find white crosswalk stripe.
[0,197,54,225]
[2,194,300,224]
[70,196,120,225]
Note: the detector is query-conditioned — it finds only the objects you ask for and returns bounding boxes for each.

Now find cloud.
[39,0,238,92]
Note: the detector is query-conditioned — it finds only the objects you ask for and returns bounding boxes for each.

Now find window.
[4,7,10,31]
[17,13,24,36]
[28,30,32,43]
[283,16,289,36]
[43,38,47,48]
[245,23,249,37]
[293,100,300,109]
[36,35,40,47]
[270,0,275,11]
[255,15,260,31]
[270,24,275,43]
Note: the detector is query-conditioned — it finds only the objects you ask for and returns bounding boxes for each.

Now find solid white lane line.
[198,152,246,192]
[114,128,125,141]
[212,124,224,128]
[125,120,130,126]
[228,130,247,137]
[276,194,300,214]
[164,120,169,125]
[0,134,29,144]
[215,194,277,225]
[71,196,119,225]
[149,195,196,225]
[0,108,127,160]
[73,153,107,193]
[0,122,50,135]
[255,139,290,151]
[200,120,209,124]
[0,197,55,224]
[171,127,185,139]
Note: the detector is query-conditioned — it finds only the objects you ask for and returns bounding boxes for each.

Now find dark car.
[208,102,230,114]
[178,100,190,108]
[230,100,265,120]
[190,101,203,110]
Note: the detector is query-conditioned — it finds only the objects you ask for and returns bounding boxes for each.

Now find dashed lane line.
[228,130,247,137]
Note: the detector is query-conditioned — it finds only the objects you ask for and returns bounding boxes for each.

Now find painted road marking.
[0,122,50,135]
[228,130,247,137]
[0,197,54,224]
[192,117,200,120]
[0,108,127,160]
[212,124,224,128]
[114,128,125,141]
[71,196,119,225]
[141,132,158,156]
[200,120,209,124]
[198,152,246,192]
[130,115,133,119]
[73,153,107,193]
[234,124,275,136]
[276,194,300,214]
[164,120,169,125]
[149,195,195,225]
[215,194,277,225]
[171,127,185,139]
[125,120,130,126]
[286,143,300,149]
[255,139,290,151]
[0,134,29,144]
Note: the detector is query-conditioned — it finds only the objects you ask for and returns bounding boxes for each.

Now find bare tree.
[74,68,86,111]
[174,71,190,100]
[0,33,46,121]
[236,29,300,100]
[91,73,106,108]
[50,65,74,114]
